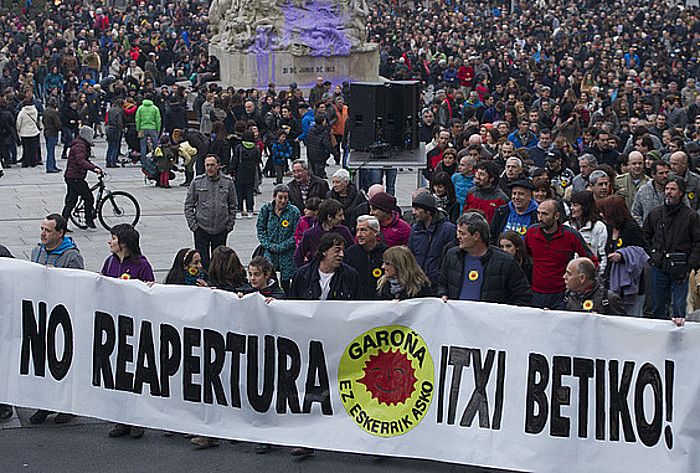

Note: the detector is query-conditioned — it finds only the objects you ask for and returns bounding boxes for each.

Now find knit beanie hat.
[368,192,396,214]
[79,126,94,146]
[412,192,438,211]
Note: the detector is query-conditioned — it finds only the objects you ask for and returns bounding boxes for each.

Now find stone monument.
[208,0,380,89]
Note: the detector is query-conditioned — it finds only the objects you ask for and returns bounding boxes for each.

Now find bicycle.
[69,174,141,231]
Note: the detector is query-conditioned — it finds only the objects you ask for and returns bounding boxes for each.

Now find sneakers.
[54,413,76,424]
[29,409,54,424]
[191,436,220,449]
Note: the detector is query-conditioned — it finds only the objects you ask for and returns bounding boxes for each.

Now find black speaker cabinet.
[348,81,419,152]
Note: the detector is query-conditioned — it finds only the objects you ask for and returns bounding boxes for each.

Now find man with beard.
[463,161,509,223]
[643,177,700,326]
[524,199,597,309]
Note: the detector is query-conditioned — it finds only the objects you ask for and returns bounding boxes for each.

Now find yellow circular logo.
[120,273,131,280]
[690,192,695,200]
[468,270,479,281]
[517,226,527,235]
[281,219,290,228]
[583,300,593,311]
[338,326,434,437]
[188,267,199,276]
[561,179,568,187]
[372,268,383,278]
[616,238,623,248]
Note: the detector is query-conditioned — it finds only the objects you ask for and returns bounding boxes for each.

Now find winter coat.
[256,202,301,281]
[16,104,41,138]
[438,246,532,305]
[135,99,161,131]
[377,281,434,300]
[30,236,84,269]
[643,203,700,273]
[231,141,260,184]
[200,100,214,134]
[208,138,232,169]
[184,173,238,234]
[154,145,176,173]
[101,254,155,282]
[288,175,329,212]
[566,220,608,275]
[463,185,509,223]
[271,140,293,165]
[452,173,474,208]
[408,212,456,286]
[343,242,389,300]
[490,200,538,244]
[379,211,412,247]
[631,180,666,226]
[42,107,61,138]
[289,259,359,300]
[327,183,366,229]
[564,281,626,315]
[65,136,98,180]
[237,279,286,299]
[295,215,316,247]
[304,124,332,164]
[163,101,188,134]
[615,173,650,211]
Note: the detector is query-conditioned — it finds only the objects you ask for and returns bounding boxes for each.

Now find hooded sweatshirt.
[503,199,538,236]
[30,236,84,269]
[135,99,161,131]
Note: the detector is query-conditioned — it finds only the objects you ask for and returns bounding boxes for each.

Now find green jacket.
[256,201,301,281]
[135,99,161,131]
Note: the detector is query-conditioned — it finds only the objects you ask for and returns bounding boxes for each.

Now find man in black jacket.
[344,216,388,299]
[289,232,358,300]
[643,177,700,326]
[564,258,625,315]
[304,114,332,178]
[438,212,532,305]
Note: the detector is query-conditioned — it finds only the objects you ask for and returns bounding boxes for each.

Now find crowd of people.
[0,0,699,458]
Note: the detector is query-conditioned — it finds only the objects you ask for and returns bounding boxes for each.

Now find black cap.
[508,179,534,191]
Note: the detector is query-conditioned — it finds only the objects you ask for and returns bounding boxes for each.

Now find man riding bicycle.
[61,126,103,229]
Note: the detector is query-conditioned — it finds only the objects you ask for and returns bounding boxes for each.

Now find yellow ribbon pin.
[281,219,290,228]
[468,271,479,281]
[583,300,593,311]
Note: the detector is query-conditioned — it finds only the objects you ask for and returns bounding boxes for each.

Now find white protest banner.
[1,258,699,472]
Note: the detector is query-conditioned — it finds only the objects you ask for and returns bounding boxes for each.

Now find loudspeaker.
[348,83,389,151]
[387,80,419,150]
[348,81,420,152]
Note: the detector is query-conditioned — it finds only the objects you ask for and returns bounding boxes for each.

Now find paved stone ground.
[0,137,421,279]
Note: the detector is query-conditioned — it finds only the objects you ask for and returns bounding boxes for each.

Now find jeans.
[62,177,94,224]
[105,126,121,166]
[139,129,160,161]
[236,181,255,212]
[193,228,228,270]
[364,168,398,196]
[45,135,59,171]
[650,266,689,319]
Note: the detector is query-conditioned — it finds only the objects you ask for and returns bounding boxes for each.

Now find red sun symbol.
[358,349,417,406]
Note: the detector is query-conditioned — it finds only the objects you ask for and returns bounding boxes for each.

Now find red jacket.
[380,211,411,247]
[524,224,598,294]
[463,186,509,223]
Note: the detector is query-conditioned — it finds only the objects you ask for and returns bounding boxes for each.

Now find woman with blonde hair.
[377,246,433,300]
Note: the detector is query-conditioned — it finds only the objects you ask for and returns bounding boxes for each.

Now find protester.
[294,196,321,247]
[102,223,154,440]
[615,151,649,211]
[256,184,300,293]
[564,258,625,315]
[643,177,700,326]
[369,191,411,247]
[632,161,671,226]
[184,155,238,269]
[164,248,207,286]
[408,193,456,290]
[61,126,103,229]
[344,215,389,299]
[463,161,508,223]
[377,246,433,300]
[294,198,354,267]
[566,191,608,275]
[498,230,533,283]
[42,98,62,173]
[287,160,329,212]
[207,246,247,292]
[327,168,366,229]
[16,98,42,168]
[490,180,538,244]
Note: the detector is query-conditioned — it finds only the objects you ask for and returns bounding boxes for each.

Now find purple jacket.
[101,254,155,282]
[294,223,354,267]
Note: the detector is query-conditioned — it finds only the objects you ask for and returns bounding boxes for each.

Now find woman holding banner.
[101,224,155,440]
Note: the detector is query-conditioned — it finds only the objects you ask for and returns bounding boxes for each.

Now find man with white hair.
[588,169,611,202]
[344,215,389,299]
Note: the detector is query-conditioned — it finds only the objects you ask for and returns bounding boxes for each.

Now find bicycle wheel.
[69,197,88,229]
[98,191,141,230]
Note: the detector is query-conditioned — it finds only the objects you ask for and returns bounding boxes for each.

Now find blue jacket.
[452,173,474,208]
[299,110,315,141]
[271,140,293,165]
[408,212,456,286]
[507,130,538,149]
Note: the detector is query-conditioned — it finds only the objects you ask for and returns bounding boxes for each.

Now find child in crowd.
[270,130,292,185]
[294,196,321,247]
